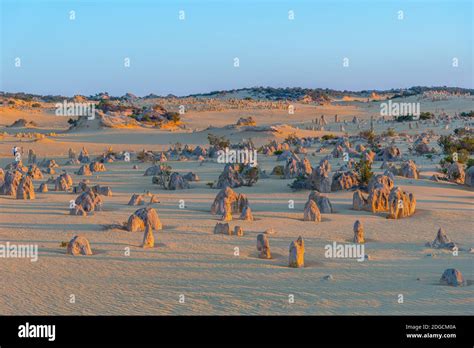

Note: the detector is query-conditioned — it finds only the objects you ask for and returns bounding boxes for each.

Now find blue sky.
[1,0,472,96]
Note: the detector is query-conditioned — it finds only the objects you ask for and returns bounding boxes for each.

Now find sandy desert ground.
[0,95,472,315]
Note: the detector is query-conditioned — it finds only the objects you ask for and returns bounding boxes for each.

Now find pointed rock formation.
[306,159,331,193]
[240,205,254,221]
[37,182,48,193]
[234,226,244,237]
[400,160,419,179]
[426,228,457,250]
[289,236,304,268]
[221,200,233,221]
[142,221,155,248]
[216,163,244,188]
[54,173,73,191]
[465,166,474,187]
[353,220,364,243]
[447,162,465,184]
[211,187,247,215]
[78,148,90,163]
[303,200,321,222]
[28,164,43,179]
[307,191,333,213]
[352,190,368,211]
[257,233,271,259]
[128,194,145,206]
[387,187,416,219]
[0,170,23,196]
[440,268,465,287]
[77,164,92,176]
[17,175,35,199]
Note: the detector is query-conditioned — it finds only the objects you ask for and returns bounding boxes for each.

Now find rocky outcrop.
[211,187,248,215]
[168,172,190,190]
[144,164,171,176]
[71,189,103,216]
[368,174,394,193]
[400,160,419,179]
[234,226,244,237]
[78,148,90,163]
[214,222,230,235]
[37,182,48,192]
[283,155,312,179]
[446,162,465,184]
[257,233,271,259]
[331,171,359,191]
[366,185,391,213]
[183,172,200,182]
[240,205,254,221]
[127,207,162,232]
[93,185,113,196]
[353,174,395,213]
[0,170,23,196]
[440,268,465,287]
[28,165,43,179]
[307,191,333,213]
[221,201,233,221]
[303,200,321,222]
[466,166,474,187]
[39,159,59,169]
[306,159,331,193]
[77,164,92,176]
[128,193,145,206]
[66,235,92,256]
[236,116,256,126]
[142,221,155,248]
[289,237,304,268]
[28,149,37,164]
[89,161,106,173]
[54,173,73,191]
[387,187,416,219]
[352,190,367,211]
[17,175,35,199]
[73,180,90,194]
[353,220,364,243]
[426,228,457,250]
[215,163,259,189]
[376,145,402,162]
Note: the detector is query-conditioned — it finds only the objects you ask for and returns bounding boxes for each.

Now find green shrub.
[460,111,474,118]
[382,128,396,137]
[321,134,336,141]
[359,130,376,145]
[354,159,373,185]
[271,165,284,176]
[438,135,474,155]
[395,115,414,122]
[207,133,230,149]
[419,112,434,120]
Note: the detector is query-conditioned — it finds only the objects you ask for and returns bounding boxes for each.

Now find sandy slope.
[0,97,473,315]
